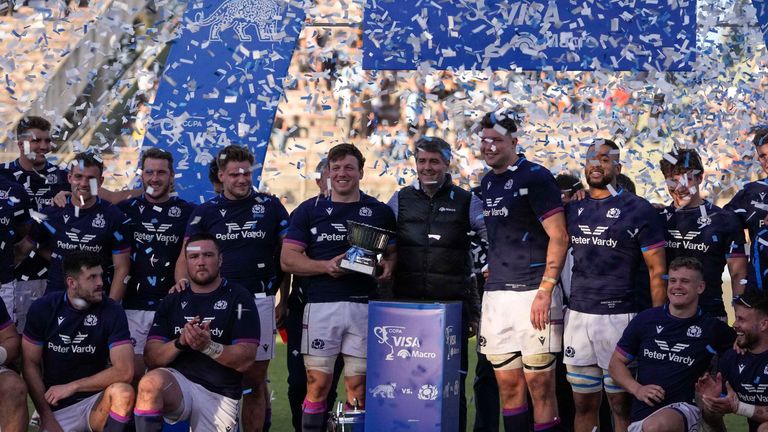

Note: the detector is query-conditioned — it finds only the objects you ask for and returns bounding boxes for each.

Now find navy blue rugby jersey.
[725,181,768,291]
[480,155,563,291]
[661,202,746,317]
[23,292,132,410]
[0,177,33,283]
[718,349,768,432]
[147,279,260,399]
[1,160,69,281]
[284,193,396,303]
[118,195,195,311]
[30,198,130,293]
[616,305,734,422]
[566,189,665,314]
[185,192,289,295]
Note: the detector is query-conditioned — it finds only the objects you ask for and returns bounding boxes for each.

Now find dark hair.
[185,232,221,254]
[733,291,768,315]
[480,110,518,135]
[414,136,452,163]
[216,145,254,171]
[555,173,584,197]
[753,126,768,148]
[616,173,636,194]
[72,152,105,176]
[327,143,365,170]
[140,148,174,173]
[315,158,329,173]
[17,116,51,138]
[208,160,221,185]
[62,251,102,278]
[659,148,704,180]
[668,256,703,276]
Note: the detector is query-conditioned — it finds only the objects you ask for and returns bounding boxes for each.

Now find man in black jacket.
[387,136,486,431]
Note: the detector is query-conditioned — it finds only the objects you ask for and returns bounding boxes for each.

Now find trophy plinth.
[339,220,394,276]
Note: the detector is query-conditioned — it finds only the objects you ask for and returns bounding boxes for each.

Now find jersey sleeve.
[107,303,132,349]
[722,210,748,258]
[22,299,47,346]
[527,169,564,221]
[230,289,260,345]
[636,201,667,252]
[147,296,175,343]
[615,312,644,360]
[284,202,311,249]
[724,189,748,227]
[274,199,290,237]
[109,207,131,255]
[184,205,206,239]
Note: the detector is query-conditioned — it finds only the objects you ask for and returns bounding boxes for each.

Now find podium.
[366,301,462,431]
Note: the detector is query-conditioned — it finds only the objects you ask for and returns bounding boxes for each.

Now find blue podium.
[366,301,462,431]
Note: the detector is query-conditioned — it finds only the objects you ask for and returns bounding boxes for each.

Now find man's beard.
[587,171,614,189]
[736,331,758,350]
[190,271,218,286]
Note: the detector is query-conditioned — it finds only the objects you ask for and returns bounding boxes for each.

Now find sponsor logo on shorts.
[478,336,487,347]
[262,343,270,352]
[564,346,575,357]
[311,339,325,350]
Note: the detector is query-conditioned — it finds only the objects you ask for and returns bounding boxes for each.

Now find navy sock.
[103,410,132,432]
[302,399,326,432]
[534,418,563,431]
[503,405,530,432]
[133,409,163,432]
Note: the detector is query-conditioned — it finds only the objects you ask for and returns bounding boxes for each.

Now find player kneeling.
[135,233,260,431]
[22,251,135,432]
[608,257,735,432]
[0,297,28,432]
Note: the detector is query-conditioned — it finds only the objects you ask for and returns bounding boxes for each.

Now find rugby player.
[609,257,734,432]
[22,251,135,432]
[134,233,260,431]
[564,139,667,432]
[1,173,32,324]
[477,109,568,432]
[281,143,396,432]
[118,148,195,380]
[0,297,27,432]
[659,148,747,319]
[177,145,289,432]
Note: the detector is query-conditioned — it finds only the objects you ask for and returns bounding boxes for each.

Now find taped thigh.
[342,355,366,377]
[522,353,556,373]
[603,370,626,394]
[565,365,603,394]
[486,352,523,371]
[303,354,336,374]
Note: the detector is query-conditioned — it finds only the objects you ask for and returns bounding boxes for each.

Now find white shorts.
[255,294,276,361]
[302,301,368,358]
[0,280,15,323]
[126,310,155,355]
[163,368,240,431]
[563,309,635,370]
[628,402,701,432]
[479,289,564,355]
[52,391,102,432]
[14,279,47,332]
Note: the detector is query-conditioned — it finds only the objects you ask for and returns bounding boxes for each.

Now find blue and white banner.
[363,0,696,71]
[144,0,305,203]
[366,301,462,431]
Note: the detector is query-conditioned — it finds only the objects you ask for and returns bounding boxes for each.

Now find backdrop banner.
[363,0,696,72]
[144,0,305,202]
[366,301,462,431]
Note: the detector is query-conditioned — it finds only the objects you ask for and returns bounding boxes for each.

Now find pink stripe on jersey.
[539,206,564,221]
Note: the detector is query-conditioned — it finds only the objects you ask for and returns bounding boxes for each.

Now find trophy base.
[340,258,377,276]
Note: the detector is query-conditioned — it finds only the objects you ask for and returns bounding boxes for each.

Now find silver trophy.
[339,220,394,276]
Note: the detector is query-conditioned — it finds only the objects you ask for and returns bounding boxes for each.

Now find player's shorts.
[478,288,564,356]
[14,279,47,332]
[628,402,701,432]
[0,365,12,375]
[302,301,367,358]
[163,368,239,431]
[0,280,15,323]
[255,294,276,361]
[563,309,635,370]
[52,391,102,432]
[126,309,155,355]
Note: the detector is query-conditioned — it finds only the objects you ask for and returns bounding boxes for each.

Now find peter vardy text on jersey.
[643,348,694,366]
[216,230,267,241]
[134,231,180,245]
[665,239,710,253]
[56,241,102,253]
[570,235,617,248]
[48,341,97,354]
